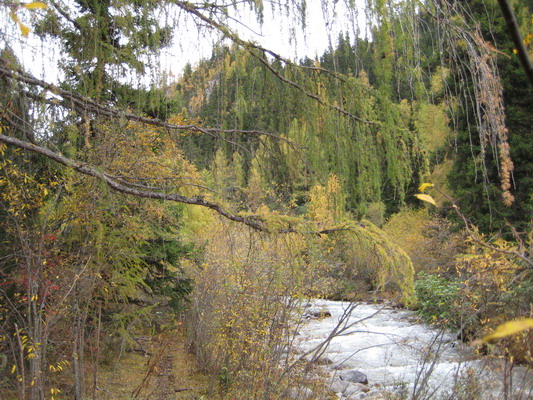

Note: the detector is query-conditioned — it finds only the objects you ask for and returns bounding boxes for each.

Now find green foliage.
[0,108,206,397]
[415,102,452,157]
[34,0,171,98]
[174,36,434,216]
[365,201,386,227]
[142,237,197,313]
[414,272,460,326]
[415,234,532,363]
[500,274,533,315]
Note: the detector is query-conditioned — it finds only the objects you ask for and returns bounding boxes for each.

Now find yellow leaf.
[22,2,48,9]
[9,12,21,23]
[481,318,533,342]
[11,364,16,374]
[418,182,434,192]
[19,22,31,37]
[414,193,437,207]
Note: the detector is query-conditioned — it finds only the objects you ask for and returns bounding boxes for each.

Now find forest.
[0,0,532,399]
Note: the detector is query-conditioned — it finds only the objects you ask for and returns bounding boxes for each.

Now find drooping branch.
[174,1,379,126]
[0,133,355,236]
[48,0,83,32]
[0,133,267,232]
[0,60,301,150]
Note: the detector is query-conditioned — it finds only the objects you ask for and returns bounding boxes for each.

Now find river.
[295,299,532,399]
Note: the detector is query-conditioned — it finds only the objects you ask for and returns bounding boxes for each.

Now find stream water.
[296,299,532,399]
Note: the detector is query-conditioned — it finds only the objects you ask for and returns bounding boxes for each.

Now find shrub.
[184,220,331,398]
[414,272,460,327]
[384,208,465,274]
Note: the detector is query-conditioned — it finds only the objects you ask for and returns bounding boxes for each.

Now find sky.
[2,1,368,87]
[158,1,368,77]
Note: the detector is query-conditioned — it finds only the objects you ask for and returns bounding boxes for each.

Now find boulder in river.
[303,307,332,319]
[344,382,368,396]
[330,377,349,393]
[339,370,368,385]
[330,378,369,398]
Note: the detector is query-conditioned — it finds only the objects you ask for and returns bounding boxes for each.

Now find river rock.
[330,377,349,393]
[344,382,368,396]
[286,386,314,399]
[303,307,332,319]
[340,370,368,385]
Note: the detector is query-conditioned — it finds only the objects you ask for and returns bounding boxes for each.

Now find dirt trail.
[98,325,210,400]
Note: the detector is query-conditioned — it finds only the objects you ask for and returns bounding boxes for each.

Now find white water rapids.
[295,299,532,399]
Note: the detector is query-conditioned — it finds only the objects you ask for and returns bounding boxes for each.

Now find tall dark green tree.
[36,0,172,100]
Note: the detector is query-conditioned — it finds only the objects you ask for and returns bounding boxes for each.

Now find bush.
[414,272,460,327]
[384,208,465,274]
[184,220,332,398]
